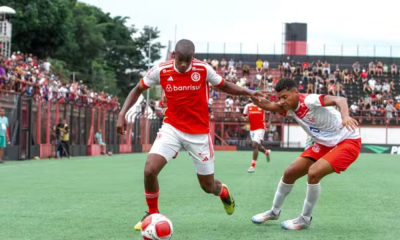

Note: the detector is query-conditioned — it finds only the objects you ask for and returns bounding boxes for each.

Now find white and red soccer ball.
[141,214,173,240]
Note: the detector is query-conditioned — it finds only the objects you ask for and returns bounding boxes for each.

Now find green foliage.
[1,0,165,101]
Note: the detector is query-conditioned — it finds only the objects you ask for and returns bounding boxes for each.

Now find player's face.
[277,89,299,110]
[0,109,4,116]
[173,52,193,73]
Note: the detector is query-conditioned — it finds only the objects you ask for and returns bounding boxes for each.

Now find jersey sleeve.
[205,64,224,87]
[304,94,326,109]
[141,65,160,89]
[243,104,249,115]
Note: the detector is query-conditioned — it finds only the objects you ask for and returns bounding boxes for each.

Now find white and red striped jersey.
[281,94,360,147]
[141,59,224,134]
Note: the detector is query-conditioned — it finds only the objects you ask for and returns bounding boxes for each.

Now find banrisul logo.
[363,145,390,154]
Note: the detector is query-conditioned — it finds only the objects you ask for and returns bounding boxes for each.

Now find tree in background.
[0,0,164,101]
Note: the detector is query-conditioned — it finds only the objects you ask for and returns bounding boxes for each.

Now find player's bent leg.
[252,157,313,224]
[134,154,168,231]
[282,157,315,184]
[248,141,259,173]
[281,159,333,230]
[135,124,183,231]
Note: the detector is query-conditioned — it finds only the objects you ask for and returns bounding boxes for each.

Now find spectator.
[350,102,359,115]
[95,129,107,155]
[368,77,377,90]
[302,61,309,72]
[386,101,397,124]
[375,80,382,92]
[224,96,234,115]
[376,61,383,76]
[0,108,9,163]
[228,59,235,70]
[382,81,391,93]
[360,70,368,83]
[256,59,263,73]
[220,59,227,70]
[211,59,219,71]
[263,60,269,73]
[307,81,314,94]
[383,63,389,76]
[242,64,250,76]
[391,63,397,76]
[353,61,360,74]
[252,74,262,89]
[283,62,290,77]
[369,61,375,76]
[43,58,51,73]
[239,76,247,87]
[390,80,396,93]
[323,61,330,75]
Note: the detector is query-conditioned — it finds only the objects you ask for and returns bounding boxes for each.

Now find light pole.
[144,26,152,144]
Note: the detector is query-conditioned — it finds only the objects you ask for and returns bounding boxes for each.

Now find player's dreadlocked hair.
[275,78,298,93]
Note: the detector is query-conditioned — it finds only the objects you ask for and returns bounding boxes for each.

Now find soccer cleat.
[265,150,271,162]
[251,210,280,224]
[247,167,255,173]
[281,215,312,230]
[221,184,235,215]
[134,212,151,231]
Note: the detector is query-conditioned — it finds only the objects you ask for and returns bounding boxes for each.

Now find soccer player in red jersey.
[250,78,360,230]
[116,39,265,230]
[243,101,271,173]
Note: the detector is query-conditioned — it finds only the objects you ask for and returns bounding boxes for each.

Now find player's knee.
[252,142,258,149]
[307,167,322,184]
[283,166,298,183]
[144,162,160,180]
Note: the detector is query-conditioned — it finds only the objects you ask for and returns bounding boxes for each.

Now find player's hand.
[116,113,127,135]
[341,115,358,131]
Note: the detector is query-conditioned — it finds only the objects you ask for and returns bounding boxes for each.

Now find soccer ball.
[107,151,113,156]
[141,214,173,240]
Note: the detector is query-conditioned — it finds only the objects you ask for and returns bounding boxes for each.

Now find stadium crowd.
[0,52,119,105]
[205,58,400,124]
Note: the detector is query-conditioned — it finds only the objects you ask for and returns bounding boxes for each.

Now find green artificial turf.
[1,152,399,240]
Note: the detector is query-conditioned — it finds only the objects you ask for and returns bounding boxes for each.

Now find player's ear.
[292,88,299,94]
[172,51,176,59]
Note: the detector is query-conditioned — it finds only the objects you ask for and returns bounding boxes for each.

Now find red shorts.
[300,138,361,173]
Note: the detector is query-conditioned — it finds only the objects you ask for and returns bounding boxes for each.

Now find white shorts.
[250,129,265,144]
[149,123,214,175]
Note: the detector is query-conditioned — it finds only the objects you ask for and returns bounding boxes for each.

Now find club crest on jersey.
[166,84,173,92]
[312,144,320,153]
[191,72,201,82]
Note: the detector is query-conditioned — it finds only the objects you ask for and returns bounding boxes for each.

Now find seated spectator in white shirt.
[228,59,235,70]
[382,82,391,93]
[263,60,269,72]
[350,102,359,115]
[368,78,377,90]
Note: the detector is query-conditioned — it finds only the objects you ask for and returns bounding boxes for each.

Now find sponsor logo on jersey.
[191,72,201,82]
[165,84,202,92]
[310,127,320,133]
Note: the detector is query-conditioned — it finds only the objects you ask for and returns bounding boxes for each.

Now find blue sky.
[81,0,400,57]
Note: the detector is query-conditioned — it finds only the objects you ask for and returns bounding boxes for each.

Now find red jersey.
[141,59,224,134]
[243,103,265,131]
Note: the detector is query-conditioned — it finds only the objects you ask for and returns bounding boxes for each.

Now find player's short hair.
[275,78,298,93]
[175,39,195,57]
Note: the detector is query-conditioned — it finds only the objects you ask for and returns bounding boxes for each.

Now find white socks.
[301,183,321,222]
[271,178,294,215]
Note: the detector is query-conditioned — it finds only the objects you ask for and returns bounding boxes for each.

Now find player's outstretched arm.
[321,95,358,131]
[250,95,285,113]
[217,81,267,101]
[116,83,147,135]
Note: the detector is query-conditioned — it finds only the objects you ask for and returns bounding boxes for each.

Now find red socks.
[251,160,257,168]
[265,150,270,155]
[218,185,229,200]
[145,189,160,214]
